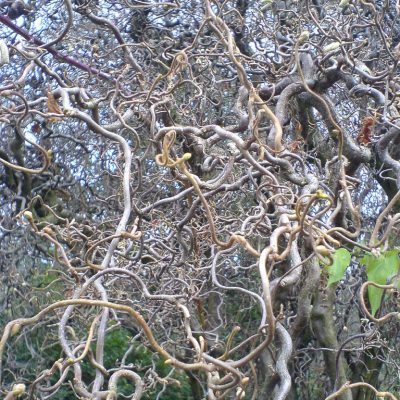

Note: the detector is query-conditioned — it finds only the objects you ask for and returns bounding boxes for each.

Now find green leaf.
[361,250,400,316]
[326,248,351,287]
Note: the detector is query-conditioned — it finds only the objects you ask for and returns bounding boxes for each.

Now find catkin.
[0,40,10,66]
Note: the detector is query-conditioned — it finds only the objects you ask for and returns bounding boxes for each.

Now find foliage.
[325,247,400,316]
[361,249,400,316]
[325,248,351,287]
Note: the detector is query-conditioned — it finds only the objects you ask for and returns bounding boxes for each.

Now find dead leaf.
[31,122,41,133]
[357,116,375,145]
[47,92,62,122]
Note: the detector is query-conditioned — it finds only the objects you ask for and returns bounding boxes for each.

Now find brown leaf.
[288,138,304,152]
[47,92,62,122]
[295,121,303,136]
[31,122,41,133]
[357,116,375,145]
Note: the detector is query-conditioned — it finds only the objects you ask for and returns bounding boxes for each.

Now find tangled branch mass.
[1,0,400,399]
